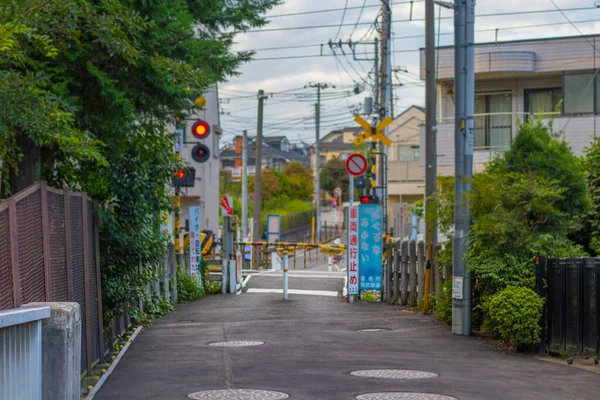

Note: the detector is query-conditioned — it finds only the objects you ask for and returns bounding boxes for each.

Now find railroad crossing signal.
[353,115,393,146]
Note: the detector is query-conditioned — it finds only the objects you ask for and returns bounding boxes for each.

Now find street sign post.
[345,153,368,177]
[266,214,280,243]
[348,203,359,296]
[189,206,201,280]
[358,204,383,293]
[221,195,233,216]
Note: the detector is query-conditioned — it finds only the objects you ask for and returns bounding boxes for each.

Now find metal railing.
[0,306,50,400]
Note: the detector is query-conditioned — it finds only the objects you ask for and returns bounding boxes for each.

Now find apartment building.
[419,35,600,175]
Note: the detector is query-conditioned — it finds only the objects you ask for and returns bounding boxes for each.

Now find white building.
[175,85,221,238]
[419,34,600,175]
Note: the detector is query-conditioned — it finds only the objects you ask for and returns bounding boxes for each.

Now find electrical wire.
[333,0,349,42]
[243,6,599,33]
[250,19,600,61]
[349,0,369,40]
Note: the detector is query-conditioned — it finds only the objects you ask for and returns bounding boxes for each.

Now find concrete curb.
[86,325,143,400]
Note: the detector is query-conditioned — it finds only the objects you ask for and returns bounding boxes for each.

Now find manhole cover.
[356,394,456,400]
[188,389,289,399]
[208,341,264,347]
[351,370,438,379]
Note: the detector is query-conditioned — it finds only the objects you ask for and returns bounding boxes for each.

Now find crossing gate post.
[283,253,289,300]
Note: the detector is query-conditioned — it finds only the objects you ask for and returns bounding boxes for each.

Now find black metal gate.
[536,257,600,358]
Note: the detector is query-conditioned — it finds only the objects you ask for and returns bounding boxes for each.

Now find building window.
[397,146,420,161]
[341,153,349,161]
[525,88,562,117]
[564,73,594,115]
[319,155,326,166]
[474,92,512,150]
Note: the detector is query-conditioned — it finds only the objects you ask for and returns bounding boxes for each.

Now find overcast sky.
[219,0,600,145]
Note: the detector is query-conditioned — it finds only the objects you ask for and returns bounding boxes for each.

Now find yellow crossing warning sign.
[353,115,393,146]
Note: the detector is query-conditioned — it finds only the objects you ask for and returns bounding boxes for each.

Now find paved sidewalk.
[96,274,599,400]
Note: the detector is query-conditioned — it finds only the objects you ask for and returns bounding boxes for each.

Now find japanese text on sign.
[348,206,359,295]
[358,205,383,291]
[189,206,202,281]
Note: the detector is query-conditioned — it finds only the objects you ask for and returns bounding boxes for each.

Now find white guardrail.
[0,306,51,400]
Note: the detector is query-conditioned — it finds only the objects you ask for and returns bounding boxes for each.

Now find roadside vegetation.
[221,161,314,232]
[430,116,595,350]
[0,0,280,327]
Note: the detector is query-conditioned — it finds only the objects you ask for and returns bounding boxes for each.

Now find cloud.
[220,0,599,143]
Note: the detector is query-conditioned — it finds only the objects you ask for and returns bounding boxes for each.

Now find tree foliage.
[320,156,347,196]
[0,0,280,323]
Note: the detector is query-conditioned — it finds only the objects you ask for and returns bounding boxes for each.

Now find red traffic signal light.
[191,143,211,163]
[191,120,210,139]
[173,168,195,187]
[360,195,379,204]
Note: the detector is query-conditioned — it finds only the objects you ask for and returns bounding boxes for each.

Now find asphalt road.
[95,270,600,400]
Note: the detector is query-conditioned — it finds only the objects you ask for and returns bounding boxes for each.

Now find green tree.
[0,0,280,322]
[281,162,313,201]
[319,156,347,196]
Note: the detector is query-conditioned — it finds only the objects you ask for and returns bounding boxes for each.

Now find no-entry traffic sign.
[345,153,368,177]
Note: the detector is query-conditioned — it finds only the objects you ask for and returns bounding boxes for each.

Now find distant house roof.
[263,135,289,147]
[220,138,309,166]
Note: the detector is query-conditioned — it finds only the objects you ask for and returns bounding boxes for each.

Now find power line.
[333,0,350,42]
[265,0,423,19]
[250,20,600,61]
[242,6,599,33]
[349,0,369,40]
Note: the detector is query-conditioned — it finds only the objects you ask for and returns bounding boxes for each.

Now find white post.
[328,255,333,272]
[283,253,289,300]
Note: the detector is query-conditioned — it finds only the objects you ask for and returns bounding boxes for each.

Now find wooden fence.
[383,240,446,306]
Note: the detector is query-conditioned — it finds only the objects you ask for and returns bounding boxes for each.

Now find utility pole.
[253,90,266,246]
[241,130,248,237]
[452,0,475,336]
[425,0,438,264]
[379,0,392,234]
[307,82,331,243]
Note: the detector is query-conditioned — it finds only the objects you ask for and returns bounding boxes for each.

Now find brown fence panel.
[15,186,45,304]
[87,200,101,364]
[70,193,88,374]
[0,206,13,309]
[48,189,68,301]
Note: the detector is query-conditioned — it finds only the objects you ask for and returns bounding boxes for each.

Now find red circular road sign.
[345,153,368,176]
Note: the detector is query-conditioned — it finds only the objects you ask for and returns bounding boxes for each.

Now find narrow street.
[95,269,598,400]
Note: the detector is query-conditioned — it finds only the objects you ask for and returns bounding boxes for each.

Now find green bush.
[204,280,221,295]
[431,279,452,324]
[483,286,544,351]
[177,267,206,301]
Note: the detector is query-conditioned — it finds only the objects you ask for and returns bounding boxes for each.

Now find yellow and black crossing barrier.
[235,241,346,270]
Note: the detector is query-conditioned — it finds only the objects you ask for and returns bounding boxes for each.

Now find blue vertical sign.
[358,204,383,291]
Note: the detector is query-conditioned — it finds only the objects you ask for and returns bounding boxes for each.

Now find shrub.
[177,267,205,301]
[431,279,452,324]
[483,286,544,351]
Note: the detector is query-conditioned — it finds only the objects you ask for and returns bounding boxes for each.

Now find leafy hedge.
[482,286,544,351]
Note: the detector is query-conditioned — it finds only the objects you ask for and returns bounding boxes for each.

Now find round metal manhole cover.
[356,394,456,400]
[208,341,264,347]
[351,370,438,379]
[188,389,289,399]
